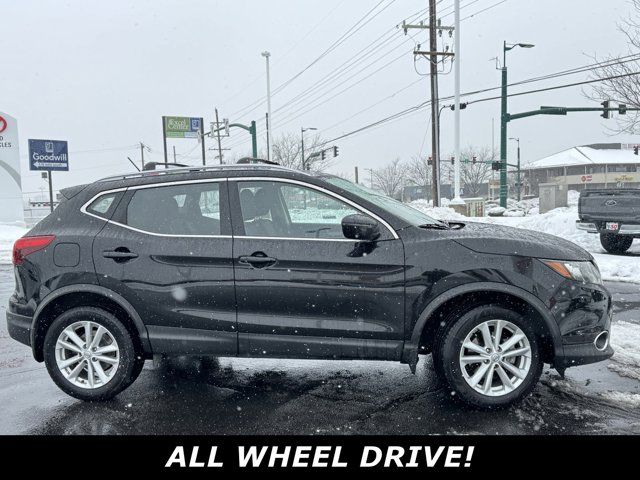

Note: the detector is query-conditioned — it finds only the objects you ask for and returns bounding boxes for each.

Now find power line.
[243,0,501,134]
[314,70,640,148]
[227,0,394,120]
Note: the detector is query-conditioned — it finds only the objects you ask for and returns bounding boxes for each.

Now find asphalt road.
[1,265,638,435]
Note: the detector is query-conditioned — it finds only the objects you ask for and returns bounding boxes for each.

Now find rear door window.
[125,182,222,235]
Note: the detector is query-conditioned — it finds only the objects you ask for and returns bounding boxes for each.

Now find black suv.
[6,164,613,408]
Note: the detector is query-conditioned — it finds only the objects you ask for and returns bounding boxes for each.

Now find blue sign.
[28,139,69,171]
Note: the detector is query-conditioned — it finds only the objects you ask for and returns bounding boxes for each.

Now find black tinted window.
[126,182,221,235]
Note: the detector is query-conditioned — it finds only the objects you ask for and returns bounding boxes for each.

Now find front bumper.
[555,341,614,369]
[6,310,31,347]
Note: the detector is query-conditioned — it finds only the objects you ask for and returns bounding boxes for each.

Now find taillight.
[12,235,56,265]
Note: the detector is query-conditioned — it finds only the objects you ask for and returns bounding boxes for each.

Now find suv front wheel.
[434,305,543,409]
[43,307,143,401]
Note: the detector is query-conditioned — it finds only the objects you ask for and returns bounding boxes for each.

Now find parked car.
[7,164,613,408]
[576,189,640,254]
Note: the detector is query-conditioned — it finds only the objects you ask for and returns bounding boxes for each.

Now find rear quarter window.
[85,192,122,219]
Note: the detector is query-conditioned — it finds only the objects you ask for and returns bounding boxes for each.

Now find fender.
[401,281,564,368]
[31,283,151,360]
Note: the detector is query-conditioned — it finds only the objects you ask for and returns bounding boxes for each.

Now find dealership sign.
[28,139,69,171]
[0,112,24,223]
[164,116,202,138]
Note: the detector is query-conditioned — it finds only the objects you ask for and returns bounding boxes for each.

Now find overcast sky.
[2,0,635,197]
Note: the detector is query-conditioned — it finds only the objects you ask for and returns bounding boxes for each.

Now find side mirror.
[341,214,381,241]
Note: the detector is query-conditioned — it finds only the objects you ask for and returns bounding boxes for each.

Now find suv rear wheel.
[434,305,543,409]
[43,307,142,401]
[600,233,633,254]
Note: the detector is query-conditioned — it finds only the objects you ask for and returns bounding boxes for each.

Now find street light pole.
[451,0,463,206]
[500,41,534,208]
[262,51,272,163]
[300,126,317,171]
[509,137,521,201]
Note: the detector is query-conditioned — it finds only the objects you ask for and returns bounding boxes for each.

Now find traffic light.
[321,150,326,160]
[601,100,610,119]
[634,145,639,155]
[427,156,433,166]
[492,161,501,171]
[333,146,339,157]
[619,104,627,115]
[451,156,455,165]
[472,156,477,164]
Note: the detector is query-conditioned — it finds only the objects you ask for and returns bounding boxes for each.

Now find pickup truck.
[576,189,640,253]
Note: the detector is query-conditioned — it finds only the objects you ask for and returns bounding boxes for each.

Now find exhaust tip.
[594,331,609,351]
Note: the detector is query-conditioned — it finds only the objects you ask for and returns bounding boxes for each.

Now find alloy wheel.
[458,319,532,397]
[55,321,120,389]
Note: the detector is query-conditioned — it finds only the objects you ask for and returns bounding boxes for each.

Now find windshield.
[325,177,443,227]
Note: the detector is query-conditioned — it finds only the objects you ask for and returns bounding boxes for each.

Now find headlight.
[542,260,603,285]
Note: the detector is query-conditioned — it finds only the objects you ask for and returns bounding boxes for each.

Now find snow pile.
[0,225,27,264]
[608,321,640,380]
[408,200,468,221]
[487,206,506,216]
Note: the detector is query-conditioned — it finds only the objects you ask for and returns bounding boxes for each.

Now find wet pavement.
[1,265,638,435]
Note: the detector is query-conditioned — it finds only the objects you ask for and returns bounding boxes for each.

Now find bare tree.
[459,146,495,197]
[585,0,640,134]
[441,146,495,197]
[372,158,406,198]
[406,154,431,189]
[261,132,332,172]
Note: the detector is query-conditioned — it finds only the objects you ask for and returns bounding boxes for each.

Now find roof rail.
[96,163,296,183]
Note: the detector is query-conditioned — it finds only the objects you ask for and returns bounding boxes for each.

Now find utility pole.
[173,145,176,162]
[403,2,454,207]
[262,51,272,162]
[354,166,359,184]
[140,142,145,170]
[199,117,206,166]
[215,108,224,164]
[428,0,440,206]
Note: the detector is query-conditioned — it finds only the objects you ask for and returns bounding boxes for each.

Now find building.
[524,143,640,195]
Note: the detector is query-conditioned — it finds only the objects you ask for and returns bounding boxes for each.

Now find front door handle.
[238,253,277,268]
[103,249,138,262]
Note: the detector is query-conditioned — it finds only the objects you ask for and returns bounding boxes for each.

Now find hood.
[438,221,592,261]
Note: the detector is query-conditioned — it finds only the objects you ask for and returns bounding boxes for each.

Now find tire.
[433,305,543,409]
[43,306,142,401]
[600,233,633,254]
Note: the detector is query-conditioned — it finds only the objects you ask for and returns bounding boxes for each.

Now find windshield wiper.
[418,222,450,230]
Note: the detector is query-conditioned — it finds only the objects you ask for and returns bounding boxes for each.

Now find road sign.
[164,116,201,138]
[28,139,69,171]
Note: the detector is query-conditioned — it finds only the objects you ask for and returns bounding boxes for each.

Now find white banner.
[0,112,25,225]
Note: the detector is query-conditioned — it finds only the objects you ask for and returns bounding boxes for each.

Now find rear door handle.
[103,250,138,261]
[238,253,277,268]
